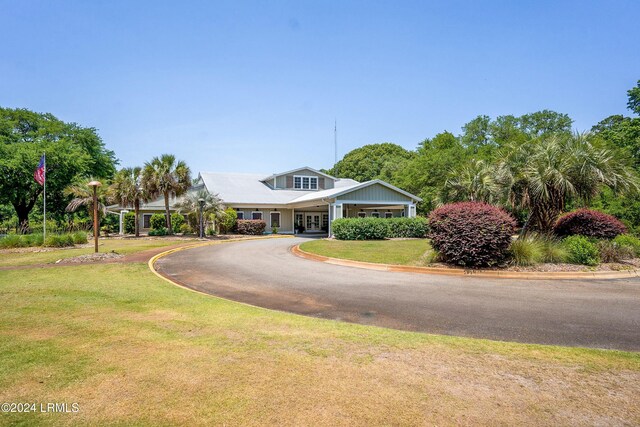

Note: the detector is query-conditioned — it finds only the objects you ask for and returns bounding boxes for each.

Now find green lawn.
[0,238,195,267]
[299,238,434,265]
[0,247,638,425]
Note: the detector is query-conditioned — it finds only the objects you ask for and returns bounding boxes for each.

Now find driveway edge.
[291,244,640,280]
[148,235,294,296]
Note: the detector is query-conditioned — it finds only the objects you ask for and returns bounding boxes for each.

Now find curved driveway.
[155,238,640,351]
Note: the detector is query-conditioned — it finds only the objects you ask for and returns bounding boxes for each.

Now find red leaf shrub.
[236,220,266,235]
[553,209,626,239]
[428,202,516,267]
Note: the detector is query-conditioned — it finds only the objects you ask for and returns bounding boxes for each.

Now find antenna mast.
[334,119,337,165]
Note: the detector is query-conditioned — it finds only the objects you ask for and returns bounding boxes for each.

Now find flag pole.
[43,153,46,240]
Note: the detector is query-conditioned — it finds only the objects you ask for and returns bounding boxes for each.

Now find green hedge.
[150,213,166,230]
[332,217,428,240]
[124,212,136,234]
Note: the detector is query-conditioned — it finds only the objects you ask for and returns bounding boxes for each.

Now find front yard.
[299,239,433,265]
[1,243,639,425]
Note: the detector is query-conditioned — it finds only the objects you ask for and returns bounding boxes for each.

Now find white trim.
[269,211,281,228]
[236,210,245,220]
[294,175,318,190]
[333,200,415,205]
[251,211,263,220]
[261,166,336,182]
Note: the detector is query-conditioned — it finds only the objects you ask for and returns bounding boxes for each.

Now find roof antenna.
[334,118,338,165]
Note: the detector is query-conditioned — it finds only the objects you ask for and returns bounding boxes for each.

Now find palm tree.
[443,159,502,204]
[141,154,192,234]
[65,179,108,234]
[108,167,149,237]
[499,133,638,234]
[174,189,223,234]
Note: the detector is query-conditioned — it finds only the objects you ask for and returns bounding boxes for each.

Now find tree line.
[326,81,640,234]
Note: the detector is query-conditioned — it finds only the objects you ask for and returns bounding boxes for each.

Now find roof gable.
[261,166,336,182]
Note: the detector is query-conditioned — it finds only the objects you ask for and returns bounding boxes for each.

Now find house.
[111,167,421,236]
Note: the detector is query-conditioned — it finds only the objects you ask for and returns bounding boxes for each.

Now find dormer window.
[294,175,318,190]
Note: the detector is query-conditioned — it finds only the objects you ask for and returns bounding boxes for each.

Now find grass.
[0,238,195,267]
[0,246,639,425]
[299,239,433,265]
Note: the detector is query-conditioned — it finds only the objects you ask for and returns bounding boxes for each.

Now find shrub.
[179,223,192,234]
[148,227,169,236]
[613,234,640,257]
[44,234,74,247]
[539,236,569,263]
[509,236,544,266]
[72,231,88,244]
[23,233,44,247]
[428,202,516,267]
[236,220,266,235]
[597,240,635,263]
[563,235,600,266]
[219,208,238,234]
[0,234,27,248]
[123,212,136,234]
[171,213,185,234]
[554,209,627,239]
[386,217,428,238]
[332,218,389,240]
[150,213,166,230]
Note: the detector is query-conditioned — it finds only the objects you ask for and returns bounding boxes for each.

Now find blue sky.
[2,0,639,175]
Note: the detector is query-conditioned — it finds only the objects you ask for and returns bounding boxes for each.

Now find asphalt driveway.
[154,237,640,351]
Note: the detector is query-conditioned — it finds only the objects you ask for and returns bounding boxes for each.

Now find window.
[270,212,280,228]
[322,214,329,230]
[357,211,366,218]
[294,175,319,190]
[251,211,263,220]
[295,213,304,227]
[385,212,393,219]
[371,212,380,218]
[143,214,152,228]
[236,211,244,220]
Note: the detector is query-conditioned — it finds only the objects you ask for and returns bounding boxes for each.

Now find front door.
[305,214,321,231]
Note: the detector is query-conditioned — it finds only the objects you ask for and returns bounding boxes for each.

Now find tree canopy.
[327,143,414,182]
[0,108,117,230]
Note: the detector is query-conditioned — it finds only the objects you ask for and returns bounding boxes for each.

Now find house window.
[270,212,280,228]
[252,211,263,220]
[143,214,152,228]
[322,214,329,230]
[294,175,319,190]
[371,212,380,218]
[295,213,304,227]
[236,211,244,220]
[357,212,366,218]
[385,212,393,219]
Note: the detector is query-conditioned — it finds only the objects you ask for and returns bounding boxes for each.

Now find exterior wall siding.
[233,208,294,233]
[274,169,335,190]
[337,183,413,202]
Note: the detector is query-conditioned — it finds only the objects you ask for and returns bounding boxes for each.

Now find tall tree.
[499,133,638,234]
[108,167,149,237]
[328,143,414,182]
[0,108,117,231]
[627,80,640,116]
[141,154,191,234]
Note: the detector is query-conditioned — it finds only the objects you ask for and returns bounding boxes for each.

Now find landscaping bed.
[299,239,640,273]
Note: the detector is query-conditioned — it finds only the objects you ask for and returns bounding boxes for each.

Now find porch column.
[408,203,417,218]
[335,202,343,219]
[119,210,129,235]
[328,203,334,237]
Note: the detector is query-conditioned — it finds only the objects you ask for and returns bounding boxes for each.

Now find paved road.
[155,238,640,351]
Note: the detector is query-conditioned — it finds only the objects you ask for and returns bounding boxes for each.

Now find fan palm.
[500,133,639,234]
[108,167,149,237]
[65,180,108,234]
[443,159,502,204]
[141,154,192,234]
[174,189,223,235]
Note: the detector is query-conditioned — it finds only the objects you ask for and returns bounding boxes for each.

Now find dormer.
[261,167,337,191]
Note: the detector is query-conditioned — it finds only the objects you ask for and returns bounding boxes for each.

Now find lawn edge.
[293,243,640,280]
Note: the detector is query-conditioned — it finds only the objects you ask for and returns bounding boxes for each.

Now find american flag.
[34,154,46,186]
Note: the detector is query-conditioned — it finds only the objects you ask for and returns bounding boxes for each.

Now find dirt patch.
[56,252,125,264]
